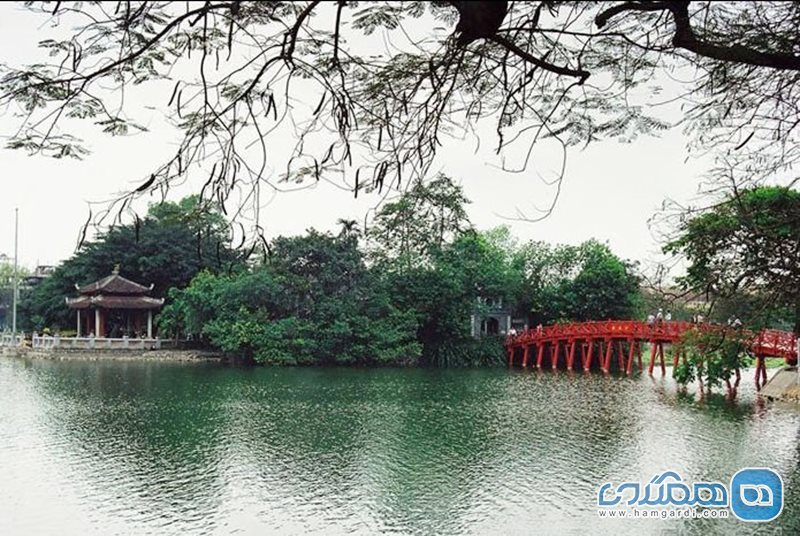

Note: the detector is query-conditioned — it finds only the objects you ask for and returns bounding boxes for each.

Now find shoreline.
[1,346,226,363]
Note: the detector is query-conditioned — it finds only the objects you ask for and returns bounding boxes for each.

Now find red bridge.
[505,320,798,389]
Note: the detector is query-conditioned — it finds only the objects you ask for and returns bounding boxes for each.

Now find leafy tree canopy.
[664,186,800,332]
[367,174,471,271]
[161,230,421,365]
[513,239,641,325]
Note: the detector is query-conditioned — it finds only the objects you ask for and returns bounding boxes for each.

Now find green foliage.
[368,174,471,272]
[513,239,640,325]
[0,261,31,289]
[162,232,422,366]
[161,186,641,367]
[673,328,752,395]
[665,186,800,333]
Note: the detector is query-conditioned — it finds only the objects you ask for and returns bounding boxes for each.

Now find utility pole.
[11,208,18,345]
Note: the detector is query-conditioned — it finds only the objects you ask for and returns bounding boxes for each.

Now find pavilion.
[66,267,164,338]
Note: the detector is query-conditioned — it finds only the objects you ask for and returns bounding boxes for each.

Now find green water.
[1,358,799,535]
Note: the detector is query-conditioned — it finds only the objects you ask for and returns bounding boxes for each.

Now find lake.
[1,357,799,535]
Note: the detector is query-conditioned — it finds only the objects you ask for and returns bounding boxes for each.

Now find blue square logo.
[730,468,783,522]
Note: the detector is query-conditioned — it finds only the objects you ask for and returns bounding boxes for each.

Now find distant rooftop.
[77,272,153,296]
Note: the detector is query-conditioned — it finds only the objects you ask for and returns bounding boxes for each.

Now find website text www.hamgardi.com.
[597,508,729,519]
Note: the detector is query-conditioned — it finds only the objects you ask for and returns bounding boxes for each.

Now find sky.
[0,3,713,271]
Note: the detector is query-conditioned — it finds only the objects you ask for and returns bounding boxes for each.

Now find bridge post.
[672,346,680,369]
[567,340,576,371]
[648,341,657,375]
[637,342,643,371]
[754,356,760,390]
[754,355,768,390]
[603,339,613,373]
[537,344,545,369]
[659,343,666,376]
[508,347,515,367]
[522,345,530,368]
[616,341,625,371]
[584,341,593,372]
[626,339,635,375]
[551,342,559,370]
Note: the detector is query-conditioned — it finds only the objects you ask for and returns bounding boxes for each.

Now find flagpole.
[12,208,18,345]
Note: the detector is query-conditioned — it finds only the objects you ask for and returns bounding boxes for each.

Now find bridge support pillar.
[626,339,635,375]
[537,344,545,369]
[567,341,576,371]
[602,339,612,373]
[648,341,657,375]
[755,355,768,390]
[637,342,643,371]
[522,345,530,368]
[583,341,593,372]
[551,343,559,370]
[507,348,514,367]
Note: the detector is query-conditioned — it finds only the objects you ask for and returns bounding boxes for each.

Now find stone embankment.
[760,367,800,403]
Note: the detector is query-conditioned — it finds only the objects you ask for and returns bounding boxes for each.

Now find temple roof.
[77,273,153,296]
[66,295,164,310]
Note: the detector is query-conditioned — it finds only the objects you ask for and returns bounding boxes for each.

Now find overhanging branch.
[596,1,800,71]
[488,34,590,84]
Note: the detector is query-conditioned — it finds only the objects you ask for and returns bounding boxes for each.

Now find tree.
[664,186,800,333]
[375,228,518,365]
[0,261,31,290]
[162,230,421,365]
[569,241,642,322]
[514,239,641,325]
[368,174,471,271]
[4,2,796,236]
[673,327,752,400]
[0,260,31,330]
[21,196,240,329]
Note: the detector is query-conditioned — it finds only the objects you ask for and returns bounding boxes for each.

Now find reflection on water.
[1,359,799,535]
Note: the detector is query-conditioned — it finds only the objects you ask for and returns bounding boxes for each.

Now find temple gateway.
[66,268,164,338]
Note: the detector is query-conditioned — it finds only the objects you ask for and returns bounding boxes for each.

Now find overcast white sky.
[0,3,712,270]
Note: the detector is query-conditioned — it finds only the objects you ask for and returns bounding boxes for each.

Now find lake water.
[1,358,799,535]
